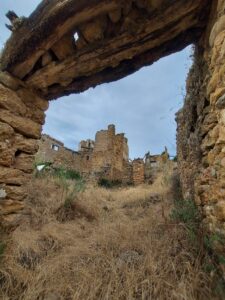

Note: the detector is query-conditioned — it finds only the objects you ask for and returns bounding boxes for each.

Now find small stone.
[207,69,220,95]
[42,52,53,67]
[0,189,7,199]
[216,94,225,109]
[211,168,217,178]
[209,15,225,46]
[80,18,106,43]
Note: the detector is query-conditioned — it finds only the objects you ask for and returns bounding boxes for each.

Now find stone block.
[0,83,27,116]
[0,122,15,167]
[0,188,6,199]
[80,18,106,43]
[0,71,22,90]
[0,121,14,139]
[209,15,225,46]
[0,199,24,215]
[14,153,35,173]
[0,167,30,185]
[216,94,225,109]
[217,126,225,144]
[207,69,220,96]
[25,107,46,125]
[4,185,27,201]
[0,109,42,139]
[201,126,219,152]
[15,134,39,154]
[0,142,15,167]
[17,88,49,111]
[210,88,225,104]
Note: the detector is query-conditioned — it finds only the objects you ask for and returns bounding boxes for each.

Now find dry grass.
[0,165,223,299]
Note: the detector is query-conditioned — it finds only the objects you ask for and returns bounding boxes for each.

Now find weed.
[204,233,225,253]
[53,167,81,181]
[98,178,122,188]
[170,198,225,297]
[0,242,5,260]
[170,198,201,242]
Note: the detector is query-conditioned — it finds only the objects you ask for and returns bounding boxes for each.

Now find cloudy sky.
[0,1,192,159]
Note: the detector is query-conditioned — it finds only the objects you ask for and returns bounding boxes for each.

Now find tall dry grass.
[0,166,223,299]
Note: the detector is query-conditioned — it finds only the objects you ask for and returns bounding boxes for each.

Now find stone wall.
[177,0,225,235]
[36,134,81,170]
[36,124,131,182]
[89,125,130,181]
[0,71,48,227]
[132,159,145,186]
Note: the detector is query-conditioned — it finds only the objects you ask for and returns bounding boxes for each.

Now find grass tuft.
[0,164,224,299]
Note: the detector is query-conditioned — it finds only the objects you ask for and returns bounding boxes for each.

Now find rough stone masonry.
[36,125,167,185]
[0,0,224,242]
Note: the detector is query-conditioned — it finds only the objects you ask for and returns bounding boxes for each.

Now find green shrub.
[204,233,225,253]
[170,198,201,242]
[98,178,122,188]
[52,167,81,181]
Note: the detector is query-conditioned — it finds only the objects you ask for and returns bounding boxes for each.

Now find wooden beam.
[0,0,121,78]
[46,27,201,100]
[25,0,205,90]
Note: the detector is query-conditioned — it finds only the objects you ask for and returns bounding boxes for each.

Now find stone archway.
[0,0,224,235]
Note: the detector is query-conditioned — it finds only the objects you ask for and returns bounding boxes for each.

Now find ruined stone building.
[37,125,169,185]
[37,125,131,182]
[36,134,80,169]
[1,0,225,256]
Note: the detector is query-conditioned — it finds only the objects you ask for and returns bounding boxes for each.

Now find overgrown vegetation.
[0,241,5,260]
[98,178,122,188]
[169,175,225,297]
[0,165,224,299]
[170,198,201,242]
[52,167,81,181]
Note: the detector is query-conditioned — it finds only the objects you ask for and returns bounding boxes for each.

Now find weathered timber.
[26,1,205,92]
[46,28,201,100]
[0,0,211,100]
[1,0,121,78]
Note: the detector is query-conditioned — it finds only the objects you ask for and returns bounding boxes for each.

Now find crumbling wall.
[36,124,130,182]
[91,124,129,181]
[132,159,145,186]
[36,134,81,170]
[177,0,225,235]
[0,71,48,227]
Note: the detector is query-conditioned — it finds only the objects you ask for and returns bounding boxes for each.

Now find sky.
[0,1,192,159]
